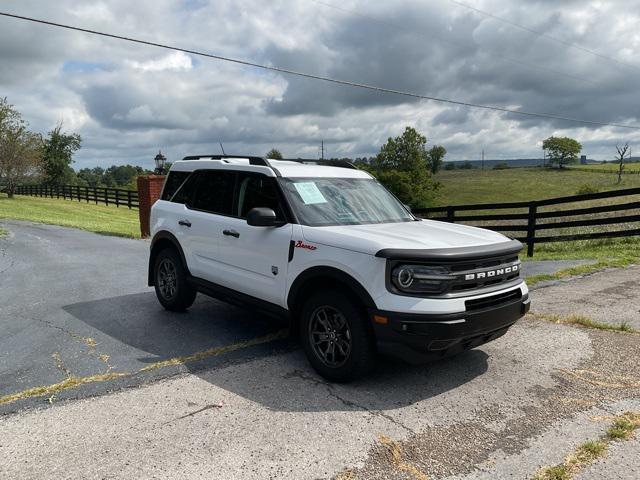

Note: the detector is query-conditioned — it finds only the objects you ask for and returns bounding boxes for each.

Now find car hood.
[301,220,514,256]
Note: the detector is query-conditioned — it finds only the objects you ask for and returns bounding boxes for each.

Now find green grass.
[606,414,639,440]
[0,193,140,238]
[434,167,640,206]
[433,167,640,266]
[569,162,640,173]
[533,413,639,479]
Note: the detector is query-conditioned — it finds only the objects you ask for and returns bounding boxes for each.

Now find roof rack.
[281,158,358,170]
[181,155,269,167]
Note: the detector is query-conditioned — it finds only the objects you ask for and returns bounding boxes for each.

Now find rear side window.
[161,171,190,201]
[190,170,235,215]
[235,173,283,219]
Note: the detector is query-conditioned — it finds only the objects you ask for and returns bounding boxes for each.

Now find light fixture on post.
[154,150,167,175]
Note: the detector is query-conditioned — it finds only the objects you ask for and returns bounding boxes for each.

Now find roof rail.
[281,158,359,170]
[181,155,269,167]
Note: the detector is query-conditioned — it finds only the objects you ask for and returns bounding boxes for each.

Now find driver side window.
[235,174,283,219]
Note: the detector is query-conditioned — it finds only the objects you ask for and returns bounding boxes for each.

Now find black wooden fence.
[414,187,640,257]
[14,184,139,209]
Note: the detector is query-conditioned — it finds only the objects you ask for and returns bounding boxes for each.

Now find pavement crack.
[162,402,224,426]
[284,369,416,434]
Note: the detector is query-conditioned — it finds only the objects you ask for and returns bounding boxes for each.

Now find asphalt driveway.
[0,220,638,479]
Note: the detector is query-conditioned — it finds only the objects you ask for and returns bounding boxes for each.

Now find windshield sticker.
[293,182,327,205]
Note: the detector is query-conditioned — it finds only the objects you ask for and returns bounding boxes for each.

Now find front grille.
[387,252,522,297]
[465,289,522,311]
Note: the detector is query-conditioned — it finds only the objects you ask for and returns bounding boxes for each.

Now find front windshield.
[281,177,414,226]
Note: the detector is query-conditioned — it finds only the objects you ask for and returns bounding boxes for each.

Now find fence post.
[85,186,89,203]
[447,206,455,223]
[127,190,132,209]
[94,187,98,205]
[76,185,81,202]
[526,202,538,257]
[115,189,120,208]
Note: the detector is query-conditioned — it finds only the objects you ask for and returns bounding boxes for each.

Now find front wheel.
[300,290,376,382]
[154,248,197,311]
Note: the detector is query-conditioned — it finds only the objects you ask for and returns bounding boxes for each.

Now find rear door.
[181,169,236,280]
[214,172,293,307]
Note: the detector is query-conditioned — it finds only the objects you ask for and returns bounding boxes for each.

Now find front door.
[215,173,293,307]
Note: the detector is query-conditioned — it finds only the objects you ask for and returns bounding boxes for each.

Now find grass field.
[434,167,640,206]
[0,193,140,238]
[569,162,640,172]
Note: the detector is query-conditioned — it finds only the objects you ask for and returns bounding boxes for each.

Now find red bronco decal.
[295,240,317,251]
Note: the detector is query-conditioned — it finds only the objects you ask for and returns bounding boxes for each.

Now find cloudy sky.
[1,0,639,168]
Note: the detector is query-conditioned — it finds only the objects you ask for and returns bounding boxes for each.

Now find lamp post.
[154,150,167,175]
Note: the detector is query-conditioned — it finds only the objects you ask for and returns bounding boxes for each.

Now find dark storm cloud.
[1,0,639,166]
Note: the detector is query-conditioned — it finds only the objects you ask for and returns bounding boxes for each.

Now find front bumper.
[371,292,530,364]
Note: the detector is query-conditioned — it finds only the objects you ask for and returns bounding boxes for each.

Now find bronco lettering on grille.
[463,263,519,281]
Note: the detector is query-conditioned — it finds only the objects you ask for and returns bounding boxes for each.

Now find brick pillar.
[137,175,166,238]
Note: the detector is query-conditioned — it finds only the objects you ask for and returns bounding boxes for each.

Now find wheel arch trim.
[148,231,190,286]
[287,266,377,313]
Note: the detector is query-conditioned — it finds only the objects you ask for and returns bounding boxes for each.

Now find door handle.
[223,229,240,238]
[178,220,192,227]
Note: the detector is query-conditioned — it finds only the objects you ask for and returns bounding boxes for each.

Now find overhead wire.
[1,10,639,130]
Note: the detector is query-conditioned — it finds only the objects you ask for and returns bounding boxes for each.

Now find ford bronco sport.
[149,155,530,381]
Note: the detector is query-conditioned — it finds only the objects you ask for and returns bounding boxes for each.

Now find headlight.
[390,264,455,294]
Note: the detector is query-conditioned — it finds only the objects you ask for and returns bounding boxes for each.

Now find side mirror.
[246,207,284,227]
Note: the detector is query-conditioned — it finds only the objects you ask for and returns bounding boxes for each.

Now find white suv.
[149,155,530,381]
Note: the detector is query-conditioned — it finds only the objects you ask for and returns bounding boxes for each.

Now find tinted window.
[190,170,235,215]
[235,174,283,218]
[161,171,191,202]
[171,173,198,205]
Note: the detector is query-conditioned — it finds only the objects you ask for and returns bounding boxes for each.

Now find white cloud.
[126,52,193,72]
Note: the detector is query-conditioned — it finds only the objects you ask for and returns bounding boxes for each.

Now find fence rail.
[14,184,139,209]
[414,187,640,256]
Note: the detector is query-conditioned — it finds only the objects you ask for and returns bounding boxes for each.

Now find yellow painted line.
[138,329,289,373]
[0,373,128,406]
[0,329,288,407]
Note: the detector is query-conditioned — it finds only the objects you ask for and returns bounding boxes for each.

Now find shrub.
[493,162,510,170]
[444,162,456,170]
[575,184,599,195]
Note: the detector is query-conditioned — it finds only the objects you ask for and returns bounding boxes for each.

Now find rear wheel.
[154,248,197,311]
[300,290,376,382]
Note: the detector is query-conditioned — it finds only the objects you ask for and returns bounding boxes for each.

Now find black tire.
[154,247,197,311]
[300,290,376,382]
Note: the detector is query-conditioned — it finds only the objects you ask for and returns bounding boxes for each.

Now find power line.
[309,0,599,88]
[447,0,640,73]
[1,10,639,130]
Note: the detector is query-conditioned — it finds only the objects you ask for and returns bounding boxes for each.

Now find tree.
[615,143,629,185]
[371,127,439,208]
[427,145,446,174]
[542,136,582,169]
[266,148,283,159]
[42,123,81,185]
[0,98,43,198]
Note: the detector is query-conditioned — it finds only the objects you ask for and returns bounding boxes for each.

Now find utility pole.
[321,140,324,161]
[481,149,484,170]
[542,147,546,167]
